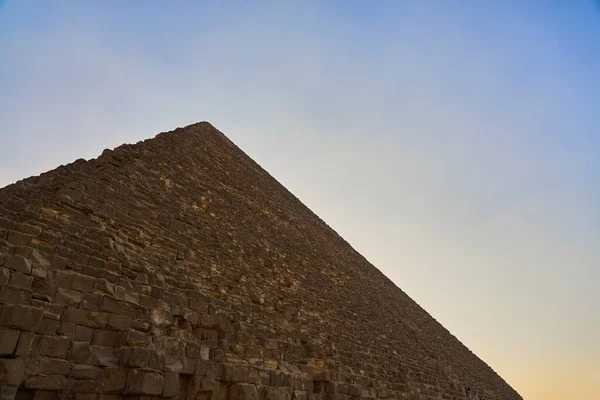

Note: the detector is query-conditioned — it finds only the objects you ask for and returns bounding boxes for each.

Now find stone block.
[223,364,249,383]
[58,321,76,338]
[0,305,43,331]
[106,314,130,330]
[162,372,180,397]
[31,265,47,279]
[73,394,96,400]
[0,386,17,400]
[94,278,115,295]
[118,346,150,368]
[71,342,92,364]
[71,365,103,380]
[74,325,94,342]
[124,369,164,395]
[3,255,31,274]
[72,379,98,393]
[14,222,41,236]
[292,391,308,400]
[6,231,30,246]
[38,335,70,358]
[0,329,19,356]
[14,332,36,357]
[0,269,9,286]
[195,361,223,380]
[22,375,68,390]
[92,329,116,347]
[37,317,60,335]
[26,357,71,376]
[230,383,259,400]
[117,330,151,347]
[99,367,127,393]
[71,273,95,292]
[115,287,139,305]
[147,349,165,371]
[0,359,26,386]
[85,311,109,328]
[51,255,68,270]
[8,271,33,288]
[56,288,83,306]
[0,286,31,305]
[89,345,118,367]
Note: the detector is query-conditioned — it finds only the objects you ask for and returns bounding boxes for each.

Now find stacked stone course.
[0,122,521,400]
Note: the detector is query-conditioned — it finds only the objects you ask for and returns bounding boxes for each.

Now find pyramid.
[0,122,521,400]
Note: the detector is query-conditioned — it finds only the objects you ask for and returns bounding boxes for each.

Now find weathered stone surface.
[230,383,259,400]
[38,335,70,358]
[124,369,164,395]
[0,123,521,400]
[71,365,103,380]
[118,347,150,368]
[0,328,20,356]
[0,305,43,331]
[3,255,31,275]
[0,386,17,400]
[162,372,179,397]
[26,358,71,376]
[14,332,36,357]
[0,359,26,386]
[0,269,8,286]
[99,367,127,393]
[22,375,68,390]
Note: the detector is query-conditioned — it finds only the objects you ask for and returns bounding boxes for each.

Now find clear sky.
[1,1,599,398]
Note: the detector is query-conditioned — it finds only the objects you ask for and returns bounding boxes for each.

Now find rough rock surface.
[0,122,522,400]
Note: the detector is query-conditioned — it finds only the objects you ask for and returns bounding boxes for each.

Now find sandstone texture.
[0,122,522,400]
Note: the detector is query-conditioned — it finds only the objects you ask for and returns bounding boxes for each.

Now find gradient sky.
[1,1,599,398]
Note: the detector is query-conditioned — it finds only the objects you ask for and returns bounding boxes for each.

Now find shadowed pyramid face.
[0,122,521,400]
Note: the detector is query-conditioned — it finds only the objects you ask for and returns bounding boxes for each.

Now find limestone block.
[118,346,150,368]
[230,383,259,400]
[99,367,127,393]
[0,359,26,386]
[38,335,70,358]
[74,325,93,342]
[292,391,308,400]
[22,375,68,390]
[223,364,250,383]
[14,332,36,357]
[0,286,30,305]
[26,357,71,376]
[71,273,96,292]
[37,316,60,336]
[55,288,83,306]
[162,372,180,397]
[92,329,116,347]
[0,305,43,331]
[3,255,31,274]
[0,328,20,356]
[0,386,17,400]
[6,232,30,247]
[0,269,8,286]
[8,271,33,288]
[71,365,103,380]
[89,345,118,367]
[106,314,130,330]
[124,369,164,395]
[71,342,92,364]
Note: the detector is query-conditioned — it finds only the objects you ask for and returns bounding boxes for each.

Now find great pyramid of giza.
[0,122,521,400]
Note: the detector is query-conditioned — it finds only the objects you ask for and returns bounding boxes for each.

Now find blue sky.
[1,2,599,398]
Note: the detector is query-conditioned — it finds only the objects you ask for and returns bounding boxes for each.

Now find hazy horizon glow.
[1,2,599,398]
